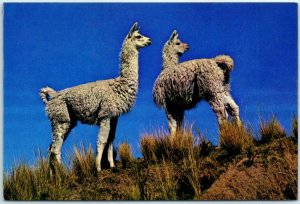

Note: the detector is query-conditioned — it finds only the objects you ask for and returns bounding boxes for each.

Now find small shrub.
[259,116,286,143]
[118,142,133,168]
[219,121,254,154]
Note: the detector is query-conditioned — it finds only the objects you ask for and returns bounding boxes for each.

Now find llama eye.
[176,42,181,45]
[136,35,142,39]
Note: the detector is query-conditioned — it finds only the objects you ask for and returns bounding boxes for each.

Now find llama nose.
[186,44,190,50]
[147,39,152,45]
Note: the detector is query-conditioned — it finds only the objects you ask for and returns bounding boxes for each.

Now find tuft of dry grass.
[4,164,36,200]
[140,127,194,163]
[72,145,97,182]
[124,184,141,200]
[4,152,73,200]
[169,128,195,162]
[118,142,133,168]
[154,160,178,200]
[140,134,156,161]
[219,121,254,154]
[181,150,202,200]
[194,129,213,158]
[4,118,297,201]
[292,116,298,141]
[139,127,210,200]
[259,116,286,143]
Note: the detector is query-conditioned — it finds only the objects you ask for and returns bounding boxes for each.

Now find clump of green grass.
[118,142,133,168]
[259,116,286,143]
[140,127,194,163]
[219,121,254,154]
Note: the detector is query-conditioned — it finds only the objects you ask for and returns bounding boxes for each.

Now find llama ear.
[168,30,178,43]
[128,22,138,38]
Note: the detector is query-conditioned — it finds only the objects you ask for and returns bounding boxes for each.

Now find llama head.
[166,30,189,56]
[126,22,152,49]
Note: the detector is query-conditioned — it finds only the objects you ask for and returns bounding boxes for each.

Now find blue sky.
[4,3,297,171]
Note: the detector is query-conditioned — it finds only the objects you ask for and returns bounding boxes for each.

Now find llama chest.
[98,81,138,118]
[154,70,200,109]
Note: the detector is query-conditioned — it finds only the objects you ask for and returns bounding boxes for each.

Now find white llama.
[153,30,240,135]
[40,22,151,172]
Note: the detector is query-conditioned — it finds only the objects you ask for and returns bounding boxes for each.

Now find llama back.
[179,58,226,91]
[154,58,232,109]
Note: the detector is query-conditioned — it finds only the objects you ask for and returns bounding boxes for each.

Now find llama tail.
[214,55,234,72]
[40,86,56,104]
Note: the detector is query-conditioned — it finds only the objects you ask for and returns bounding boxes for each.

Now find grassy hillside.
[4,117,298,200]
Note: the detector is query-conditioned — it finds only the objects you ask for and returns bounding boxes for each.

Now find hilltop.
[4,117,298,200]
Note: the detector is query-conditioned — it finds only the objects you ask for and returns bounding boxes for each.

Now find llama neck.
[120,42,139,81]
[162,46,179,70]
[114,41,139,112]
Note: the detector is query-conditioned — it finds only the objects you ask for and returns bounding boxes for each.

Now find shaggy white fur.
[40,22,151,172]
[153,30,240,135]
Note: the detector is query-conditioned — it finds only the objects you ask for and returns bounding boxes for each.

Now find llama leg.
[107,143,115,169]
[166,111,177,136]
[176,110,184,130]
[96,118,111,172]
[208,94,228,125]
[49,122,70,174]
[107,117,118,168]
[224,93,241,124]
[166,109,184,136]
